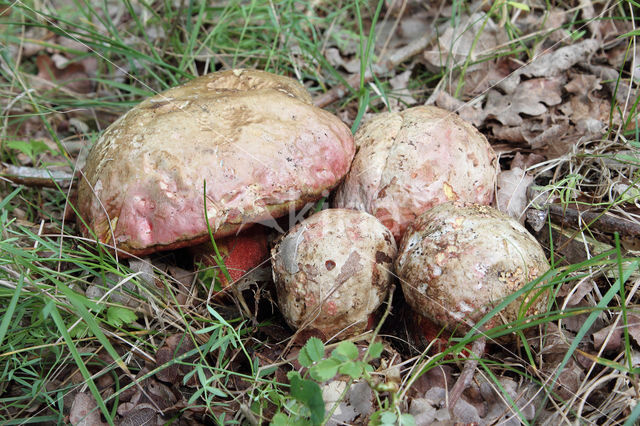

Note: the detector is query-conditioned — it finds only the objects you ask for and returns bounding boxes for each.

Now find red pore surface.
[77,69,355,256]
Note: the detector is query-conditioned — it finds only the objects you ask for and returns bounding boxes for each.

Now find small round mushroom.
[271,208,397,339]
[395,201,549,336]
[334,106,498,241]
[77,69,355,256]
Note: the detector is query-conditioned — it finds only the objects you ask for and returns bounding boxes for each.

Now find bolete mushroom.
[395,201,549,336]
[271,208,397,339]
[334,106,498,241]
[395,201,549,412]
[77,69,355,258]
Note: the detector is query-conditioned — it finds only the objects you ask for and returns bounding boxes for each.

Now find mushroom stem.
[448,333,486,418]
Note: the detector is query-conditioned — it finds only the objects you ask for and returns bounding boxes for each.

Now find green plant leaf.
[399,413,416,425]
[299,337,325,367]
[287,371,325,425]
[6,139,54,160]
[507,1,530,11]
[270,412,289,425]
[269,411,310,426]
[310,358,340,382]
[332,341,359,361]
[338,361,363,379]
[370,410,397,425]
[106,306,137,327]
[44,300,115,425]
[368,341,384,359]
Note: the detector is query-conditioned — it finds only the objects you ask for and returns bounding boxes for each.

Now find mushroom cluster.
[78,68,549,346]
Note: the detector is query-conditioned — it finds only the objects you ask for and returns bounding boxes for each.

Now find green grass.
[1,0,639,424]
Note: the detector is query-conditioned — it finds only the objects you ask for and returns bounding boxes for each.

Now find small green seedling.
[272,337,413,425]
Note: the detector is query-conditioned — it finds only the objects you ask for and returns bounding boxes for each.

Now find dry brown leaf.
[557,279,594,306]
[485,77,563,126]
[560,94,610,134]
[551,358,586,401]
[69,392,107,426]
[424,12,507,67]
[529,123,570,150]
[375,10,432,54]
[433,91,487,127]
[418,386,483,424]
[516,8,569,44]
[497,163,534,222]
[562,300,606,335]
[480,376,539,425]
[118,405,157,426]
[167,265,195,306]
[626,313,640,346]
[592,321,622,352]
[35,54,92,94]
[565,72,602,97]
[148,378,178,409]
[388,69,417,109]
[489,121,532,144]
[584,64,635,104]
[493,38,599,95]
[86,271,139,308]
[409,364,454,397]
[463,57,519,96]
[408,398,437,425]
[523,39,599,78]
[322,381,358,425]
[155,334,196,385]
[512,152,546,170]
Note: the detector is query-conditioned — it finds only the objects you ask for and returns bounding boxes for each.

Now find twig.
[448,333,486,418]
[313,33,436,108]
[546,203,640,237]
[1,163,74,188]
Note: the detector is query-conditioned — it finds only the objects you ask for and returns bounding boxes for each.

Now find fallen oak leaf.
[592,321,622,352]
[497,165,534,223]
[625,314,640,346]
[485,77,563,126]
[69,392,107,426]
[433,91,487,127]
[522,39,599,78]
[35,54,92,94]
[493,38,600,93]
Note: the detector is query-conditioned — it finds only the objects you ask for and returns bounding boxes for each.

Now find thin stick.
[1,163,74,188]
[448,334,486,417]
[546,203,640,237]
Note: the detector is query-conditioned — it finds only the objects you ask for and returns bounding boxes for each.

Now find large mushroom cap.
[334,105,498,241]
[77,69,355,256]
[395,202,549,335]
[271,208,397,339]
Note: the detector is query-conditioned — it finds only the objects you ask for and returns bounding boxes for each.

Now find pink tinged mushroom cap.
[271,208,397,339]
[334,106,498,241]
[77,69,355,256]
[395,202,550,336]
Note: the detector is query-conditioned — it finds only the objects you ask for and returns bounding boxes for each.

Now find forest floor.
[1,1,639,425]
